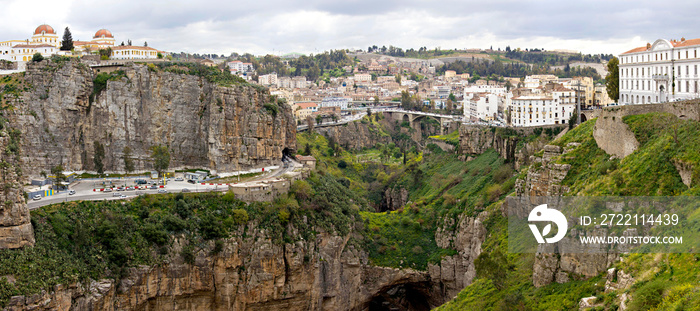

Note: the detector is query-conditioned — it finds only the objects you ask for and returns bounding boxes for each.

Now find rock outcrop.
[14,59,295,179]
[382,187,408,211]
[0,116,35,249]
[5,227,435,311]
[514,144,571,197]
[315,121,391,151]
[430,212,487,300]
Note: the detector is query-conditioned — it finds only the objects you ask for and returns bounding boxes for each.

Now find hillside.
[437,109,700,310]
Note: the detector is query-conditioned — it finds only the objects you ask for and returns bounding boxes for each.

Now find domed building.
[30,24,59,48]
[92,29,115,46]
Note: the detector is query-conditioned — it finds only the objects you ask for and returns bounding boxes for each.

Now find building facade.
[320,97,349,110]
[619,38,700,104]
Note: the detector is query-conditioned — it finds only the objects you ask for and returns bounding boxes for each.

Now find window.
[687,81,690,93]
[686,51,689,58]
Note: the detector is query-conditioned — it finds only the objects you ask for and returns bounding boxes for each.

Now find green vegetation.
[92,70,127,97]
[438,112,700,310]
[150,145,171,177]
[153,62,247,87]
[429,130,460,147]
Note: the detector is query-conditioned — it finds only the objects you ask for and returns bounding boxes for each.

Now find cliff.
[314,120,391,151]
[4,226,434,311]
[0,120,34,249]
[14,59,295,178]
[458,125,565,167]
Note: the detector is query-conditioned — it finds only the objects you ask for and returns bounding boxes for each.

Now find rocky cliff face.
[15,59,295,178]
[0,123,34,249]
[0,92,34,249]
[430,213,487,300]
[5,225,436,311]
[315,121,391,151]
[458,125,562,167]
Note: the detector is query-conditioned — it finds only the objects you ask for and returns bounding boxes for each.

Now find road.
[27,159,301,210]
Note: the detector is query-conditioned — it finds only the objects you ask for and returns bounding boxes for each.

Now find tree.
[93,141,105,175]
[123,146,134,175]
[150,145,170,177]
[144,41,148,47]
[366,108,372,117]
[306,116,315,132]
[316,115,323,125]
[98,48,112,60]
[127,39,132,46]
[31,53,44,62]
[605,56,619,102]
[60,27,73,51]
[51,164,65,190]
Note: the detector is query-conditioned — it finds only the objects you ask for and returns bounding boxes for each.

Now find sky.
[1,0,698,57]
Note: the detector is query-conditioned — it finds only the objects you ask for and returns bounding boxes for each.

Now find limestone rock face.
[382,187,408,211]
[593,112,639,158]
[431,212,487,300]
[5,228,434,311]
[0,120,35,249]
[515,145,571,197]
[458,125,518,161]
[16,59,295,178]
[314,121,391,151]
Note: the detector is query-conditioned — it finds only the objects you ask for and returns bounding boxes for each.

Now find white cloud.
[0,0,696,56]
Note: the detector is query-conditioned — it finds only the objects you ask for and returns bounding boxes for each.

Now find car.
[135,179,147,185]
[157,189,167,193]
[103,188,112,192]
[117,187,125,191]
[150,185,158,190]
[181,188,191,193]
[32,194,42,200]
[119,194,128,198]
[187,179,196,184]
[68,190,76,195]
[113,192,122,197]
[175,177,184,181]
[126,187,135,191]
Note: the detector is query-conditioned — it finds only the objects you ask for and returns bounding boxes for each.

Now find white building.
[259,73,278,86]
[227,60,254,73]
[463,84,507,96]
[110,45,161,60]
[464,93,500,121]
[354,73,372,83]
[509,92,575,126]
[619,38,700,104]
[320,97,349,110]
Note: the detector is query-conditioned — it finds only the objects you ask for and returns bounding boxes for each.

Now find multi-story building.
[293,102,318,121]
[619,37,700,104]
[320,97,349,110]
[227,60,254,73]
[508,86,575,126]
[464,93,500,121]
[258,73,278,86]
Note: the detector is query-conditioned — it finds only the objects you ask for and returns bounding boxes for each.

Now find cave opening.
[282,147,293,160]
[368,282,436,311]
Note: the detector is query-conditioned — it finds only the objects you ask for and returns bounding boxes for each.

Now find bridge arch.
[402,114,410,123]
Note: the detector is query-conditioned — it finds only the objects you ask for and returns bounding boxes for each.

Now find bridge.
[296,108,458,134]
[381,109,457,135]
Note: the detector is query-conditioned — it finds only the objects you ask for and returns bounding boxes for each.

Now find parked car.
[175,177,184,181]
[32,194,42,200]
[150,185,158,190]
[187,179,196,184]
[68,190,76,195]
[157,189,167,193]
[104,188,112,192]
[113,193,121,197]
[126,187,135,191]
[117,187,125,191]
[119,194,128,198]
[181,188,191,193]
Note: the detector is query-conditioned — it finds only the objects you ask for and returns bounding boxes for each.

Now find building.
[320,97,349,110]
[228,178,289,202]
[295,155,316,170]
[184,171,208,181]
[227,60,254,73]
[293,102,318,121]
[509,88,575,126]
[354,73,372,83]
[464,93,500,121]
[259,73,278,86]
[1,25,167,63]
[445,70,457,79]
[619,38,700,104]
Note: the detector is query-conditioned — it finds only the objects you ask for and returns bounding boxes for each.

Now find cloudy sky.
[1,0,698,56]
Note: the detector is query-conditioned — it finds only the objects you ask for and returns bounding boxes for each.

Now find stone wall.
[14,59,295,180]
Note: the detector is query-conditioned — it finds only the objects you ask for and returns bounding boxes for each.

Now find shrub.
[338,160,347,169]
[486,184,503,202]
[31,53,44,62]
[231,209,249,225]
[493,165,513,183]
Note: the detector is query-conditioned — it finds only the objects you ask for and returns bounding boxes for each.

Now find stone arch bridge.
[382,109,456,135]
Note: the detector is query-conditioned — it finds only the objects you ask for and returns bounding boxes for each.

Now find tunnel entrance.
[368,282,436,311]
[580,113,588,123]
[282,147,294,160]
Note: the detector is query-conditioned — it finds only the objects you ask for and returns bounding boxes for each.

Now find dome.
[93,29,114,39]
[33,24,56,35]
